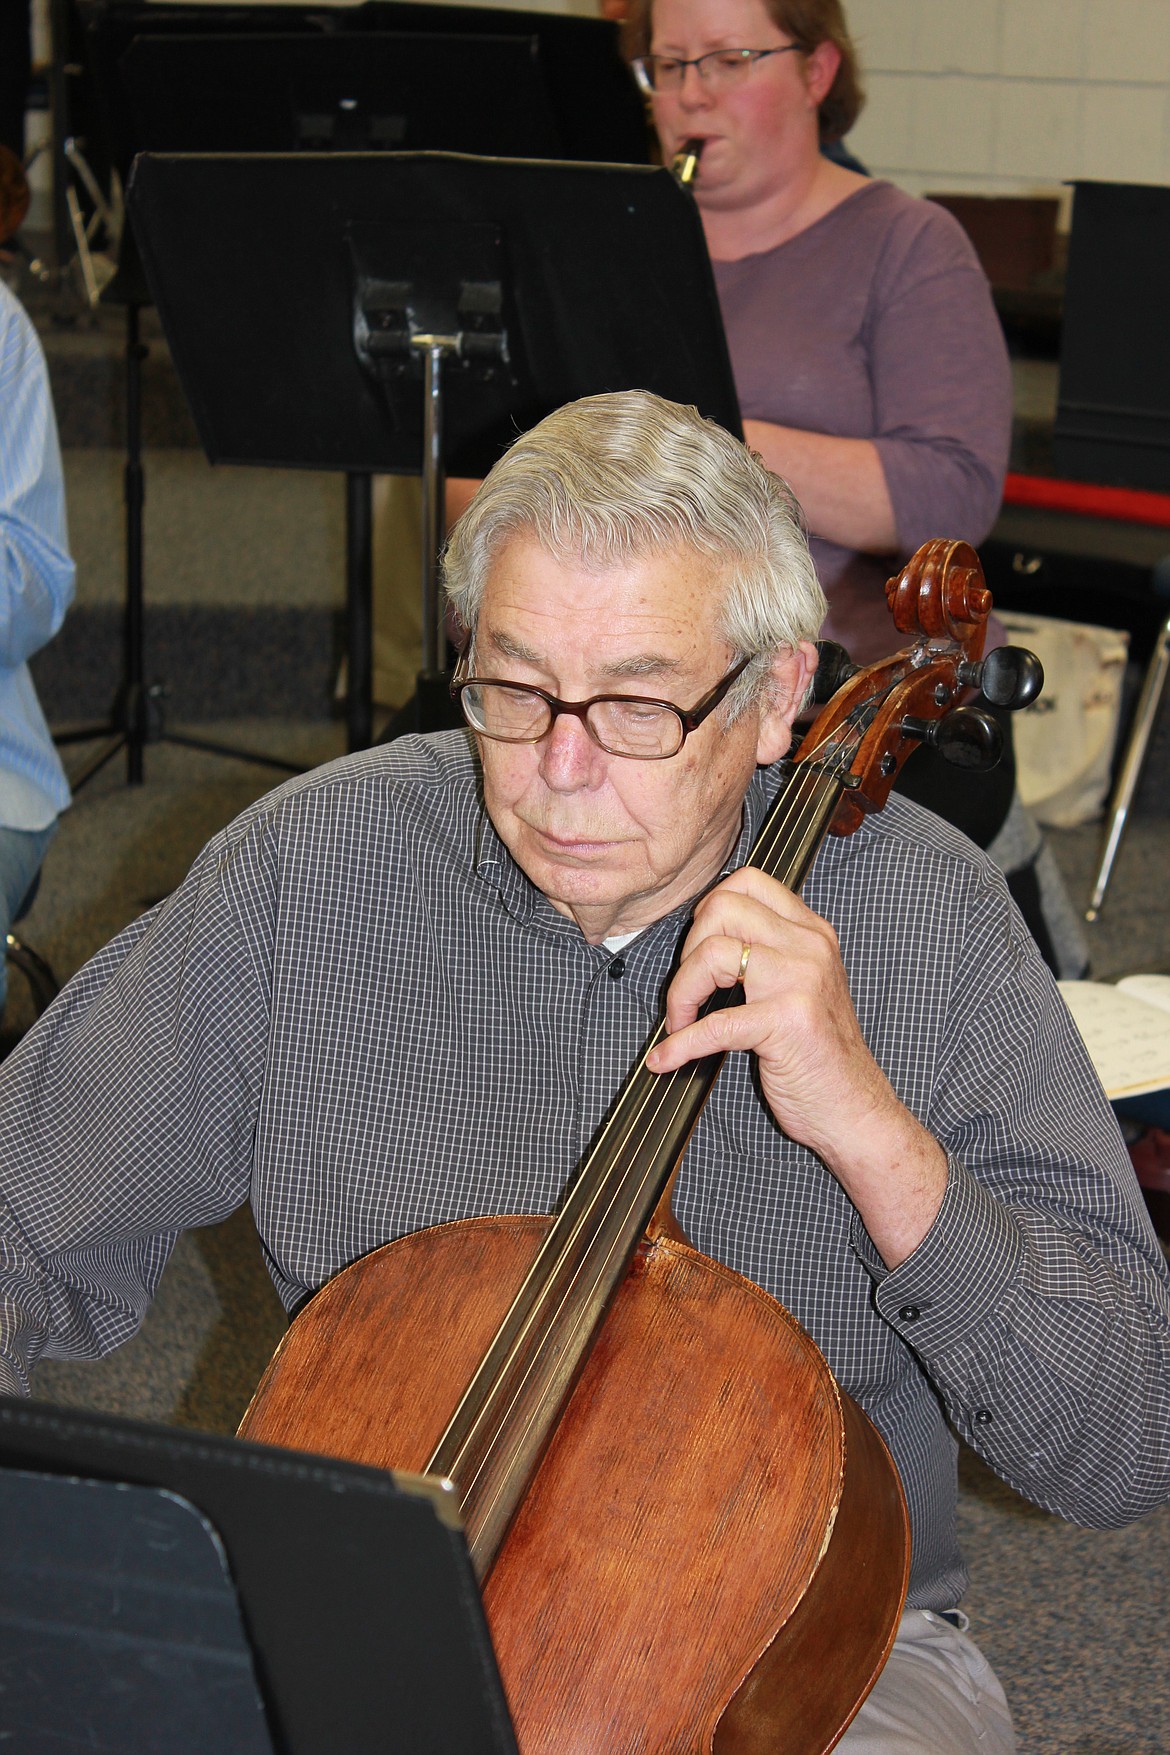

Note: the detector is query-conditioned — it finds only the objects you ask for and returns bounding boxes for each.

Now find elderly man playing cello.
[0,392,1167,1753]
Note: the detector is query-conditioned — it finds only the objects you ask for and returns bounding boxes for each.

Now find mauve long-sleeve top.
[713,179,1013,664]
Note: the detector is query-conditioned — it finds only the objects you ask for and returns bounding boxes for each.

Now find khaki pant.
[839,1610,1016,1753]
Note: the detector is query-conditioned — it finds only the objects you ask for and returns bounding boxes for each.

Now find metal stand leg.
[123,300,148,783]
[1087,612,1170,921]
[52,302,150,789]
[55,307,309,787]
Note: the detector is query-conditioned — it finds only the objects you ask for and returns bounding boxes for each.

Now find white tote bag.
[997,611,1129,828]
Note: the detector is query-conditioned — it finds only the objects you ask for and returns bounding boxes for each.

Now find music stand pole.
[346,472,374,752]
[123,298,146,782]
[421,340,446,677]
[372,334,459,744]
[412,336,457,728]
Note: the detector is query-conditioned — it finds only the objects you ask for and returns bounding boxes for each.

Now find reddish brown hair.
[621,0,865,143]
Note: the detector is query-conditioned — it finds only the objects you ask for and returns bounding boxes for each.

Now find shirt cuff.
[850,1152,1026,1354]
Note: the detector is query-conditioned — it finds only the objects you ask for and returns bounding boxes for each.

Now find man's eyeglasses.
[455,655,754,761]
[632,45,802,96]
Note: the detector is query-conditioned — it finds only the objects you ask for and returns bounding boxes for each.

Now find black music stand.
[60,9,650,779]
[125,151,740,738]
[0,1397,518,1755]
[77,0,649,176]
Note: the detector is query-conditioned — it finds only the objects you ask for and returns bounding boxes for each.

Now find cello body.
[241,1214,909,1753]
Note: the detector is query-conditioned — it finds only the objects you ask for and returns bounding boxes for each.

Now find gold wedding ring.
[736,941,752,984]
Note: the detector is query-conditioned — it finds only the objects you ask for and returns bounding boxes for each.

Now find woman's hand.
[646,865,947,1266]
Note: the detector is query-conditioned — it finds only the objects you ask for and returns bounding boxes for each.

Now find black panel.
[78,0,648,178]
[1054,181,1170,491]
[2,1472,274,1754]
[0,1398,518,1755]
[980,533,1170,662]
[120,33,563,160]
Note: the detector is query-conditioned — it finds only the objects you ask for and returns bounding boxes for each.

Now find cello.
[240,541,1039,1753]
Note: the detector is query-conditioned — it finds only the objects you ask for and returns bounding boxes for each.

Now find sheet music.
[1058,979,1170,1099]
[1117,973,1170,1016]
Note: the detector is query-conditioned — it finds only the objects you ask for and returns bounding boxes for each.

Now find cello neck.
[426,534,1004,1575]
[427,756,846,1577]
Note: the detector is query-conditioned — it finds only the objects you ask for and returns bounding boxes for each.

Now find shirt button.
[608,957,626,980]
[898,1305,922,1322]
[973,1409,994,1425]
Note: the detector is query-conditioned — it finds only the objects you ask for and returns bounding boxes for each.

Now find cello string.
[458,760,882,1548]
[460,846,839,1544]
[455,645,974,1549]
[467,760,843,1345]
[446,761,850,1516]
[445,744,862,1496]
[490,672,892,1339]
[442,737,864,1489]
[438,772,833,1499]
[444,658,901,1495]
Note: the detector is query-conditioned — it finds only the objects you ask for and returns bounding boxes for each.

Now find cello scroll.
[800,539,1042,834]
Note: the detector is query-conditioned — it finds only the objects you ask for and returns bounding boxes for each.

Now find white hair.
[442,391,826,718]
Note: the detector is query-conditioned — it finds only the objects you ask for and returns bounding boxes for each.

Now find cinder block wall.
[847,0,1170,213]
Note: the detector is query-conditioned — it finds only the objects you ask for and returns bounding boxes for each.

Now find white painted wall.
[846,0,1170,213]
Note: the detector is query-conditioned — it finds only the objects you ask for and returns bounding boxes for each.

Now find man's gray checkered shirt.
[1,731,1167,1606]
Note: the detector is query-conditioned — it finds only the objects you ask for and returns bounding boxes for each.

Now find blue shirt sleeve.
[0,282,76,668]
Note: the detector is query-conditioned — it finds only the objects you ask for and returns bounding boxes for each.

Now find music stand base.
[55,718,306,791]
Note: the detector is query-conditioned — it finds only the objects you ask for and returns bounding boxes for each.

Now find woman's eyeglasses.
[632,45,802,96]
